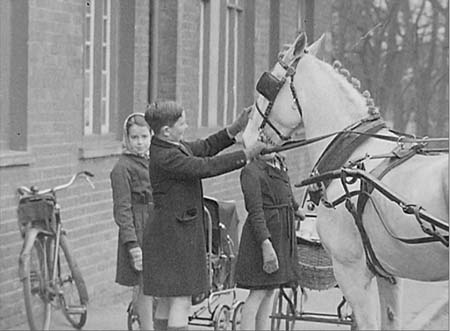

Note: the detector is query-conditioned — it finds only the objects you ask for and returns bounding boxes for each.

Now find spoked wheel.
[270,288,298,331]
[58,236,88,329]
[127,301,140,330]
[231,300,244,331]
[22,237,52,331]
[213,304,231,331]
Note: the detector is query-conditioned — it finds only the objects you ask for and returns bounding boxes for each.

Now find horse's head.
[242,32,372,149]
[242,32,314,148]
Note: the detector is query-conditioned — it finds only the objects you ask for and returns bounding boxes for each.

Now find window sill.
[78,134,122,160]
[0,150,35,168]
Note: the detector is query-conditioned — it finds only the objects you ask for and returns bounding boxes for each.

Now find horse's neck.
[299,56,367,162]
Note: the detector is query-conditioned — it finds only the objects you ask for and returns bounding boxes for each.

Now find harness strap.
[351,130,449,145]
[255,102,291,141]
[341,189,397,284]
[358,146,448,246]
[366,193,449,245]
[289,76,303,119]
[339,171,396,283]
[314,118,387,189]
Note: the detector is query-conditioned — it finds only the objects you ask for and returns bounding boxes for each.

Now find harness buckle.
[286,66,296,77]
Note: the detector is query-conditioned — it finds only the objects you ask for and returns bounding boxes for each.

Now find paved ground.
[8,279,447,330]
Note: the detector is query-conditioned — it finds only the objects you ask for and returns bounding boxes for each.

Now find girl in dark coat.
[110,113,154,330]
[235,153,305,331]
[143,100,265,330]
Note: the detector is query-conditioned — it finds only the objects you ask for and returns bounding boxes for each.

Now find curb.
[406,293,448,330]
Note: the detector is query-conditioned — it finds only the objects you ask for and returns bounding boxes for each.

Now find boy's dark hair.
[145,100,184,134]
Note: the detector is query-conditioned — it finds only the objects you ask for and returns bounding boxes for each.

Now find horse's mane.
[302,54,380,120]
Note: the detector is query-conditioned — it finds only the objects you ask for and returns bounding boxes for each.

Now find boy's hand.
[129,247,143,271]
[295,208,306,221]
[227,106,252,136]
[261,239,279,274]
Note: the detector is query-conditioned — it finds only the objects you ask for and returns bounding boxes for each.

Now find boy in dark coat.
[143,100,265,330]
[235,153,305,330]
[110,113,154,330]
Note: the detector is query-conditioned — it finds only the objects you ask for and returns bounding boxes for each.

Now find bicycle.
[17,171,95,330]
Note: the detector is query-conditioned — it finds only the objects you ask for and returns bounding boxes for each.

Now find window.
[83,0,111,135]
[0,0,28,156]
[198,0,244,128]
[79,0,137,159]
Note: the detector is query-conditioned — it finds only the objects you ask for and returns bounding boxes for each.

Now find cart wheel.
[231,301,244,331]
[270,288,297,331]
[213,304,230,331]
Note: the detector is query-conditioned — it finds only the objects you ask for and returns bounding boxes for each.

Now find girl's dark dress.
[110,154,154,286]
[235,159,299,289]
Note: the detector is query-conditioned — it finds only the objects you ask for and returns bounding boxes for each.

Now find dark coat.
[235,159,299,289]
[110,154,154,286]
[142,129,247,297]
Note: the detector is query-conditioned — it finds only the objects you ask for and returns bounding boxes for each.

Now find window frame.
[198,0,245,129]
[79,0,136,160]
[83,0,112,136]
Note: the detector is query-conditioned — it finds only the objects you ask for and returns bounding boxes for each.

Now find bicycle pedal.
[65,305,87,315]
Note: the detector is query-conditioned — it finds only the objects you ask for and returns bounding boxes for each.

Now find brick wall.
[0,1,84,328]
[176,0,201,126]
[157,0,178,100]
[0,1,318,329]
[134,0,151,111]
[254,0,271,79]
[0,1,150,329]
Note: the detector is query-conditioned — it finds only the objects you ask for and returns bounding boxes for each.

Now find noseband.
[255,56,304,141]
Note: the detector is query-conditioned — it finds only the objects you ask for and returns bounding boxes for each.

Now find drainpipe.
[149,0,159,102]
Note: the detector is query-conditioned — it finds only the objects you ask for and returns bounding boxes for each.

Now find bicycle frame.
[18,171,93,330]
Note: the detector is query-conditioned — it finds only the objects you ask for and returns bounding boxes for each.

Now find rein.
[261,119,449,155]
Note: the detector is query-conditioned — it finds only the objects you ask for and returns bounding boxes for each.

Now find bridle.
[255,55,304,142]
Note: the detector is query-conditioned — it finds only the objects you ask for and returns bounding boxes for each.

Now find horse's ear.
[282,32,307,63]
[308,34,326,58]
[292,32,307,58]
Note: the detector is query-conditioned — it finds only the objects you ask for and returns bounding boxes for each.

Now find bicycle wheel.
[22,236,52,330]
[58,236,88,329]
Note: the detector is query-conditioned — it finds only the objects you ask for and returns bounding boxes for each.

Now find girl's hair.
[126,114,150,135]
[145,100,183,134]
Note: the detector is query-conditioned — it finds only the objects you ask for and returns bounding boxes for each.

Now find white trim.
[100,0,111,134]
[198,0,205,127]
[208,0,220,126]
[223,6,229,125]
[84,0,95,135]
[232,4,240,120]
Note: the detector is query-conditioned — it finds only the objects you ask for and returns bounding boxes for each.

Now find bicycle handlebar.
[17,171,95,196]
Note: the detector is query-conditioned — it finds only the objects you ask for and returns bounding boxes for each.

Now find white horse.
[242,32,449,330]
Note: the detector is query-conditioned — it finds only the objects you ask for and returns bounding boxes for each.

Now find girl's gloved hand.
[129,246,143,271]
[261,239,279,274]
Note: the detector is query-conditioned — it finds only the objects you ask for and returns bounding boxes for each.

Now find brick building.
[0,0,329,328]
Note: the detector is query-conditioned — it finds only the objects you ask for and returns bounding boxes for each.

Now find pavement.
[7,279,448,330]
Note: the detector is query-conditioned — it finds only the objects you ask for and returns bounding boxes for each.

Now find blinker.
[256,72,285,102]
